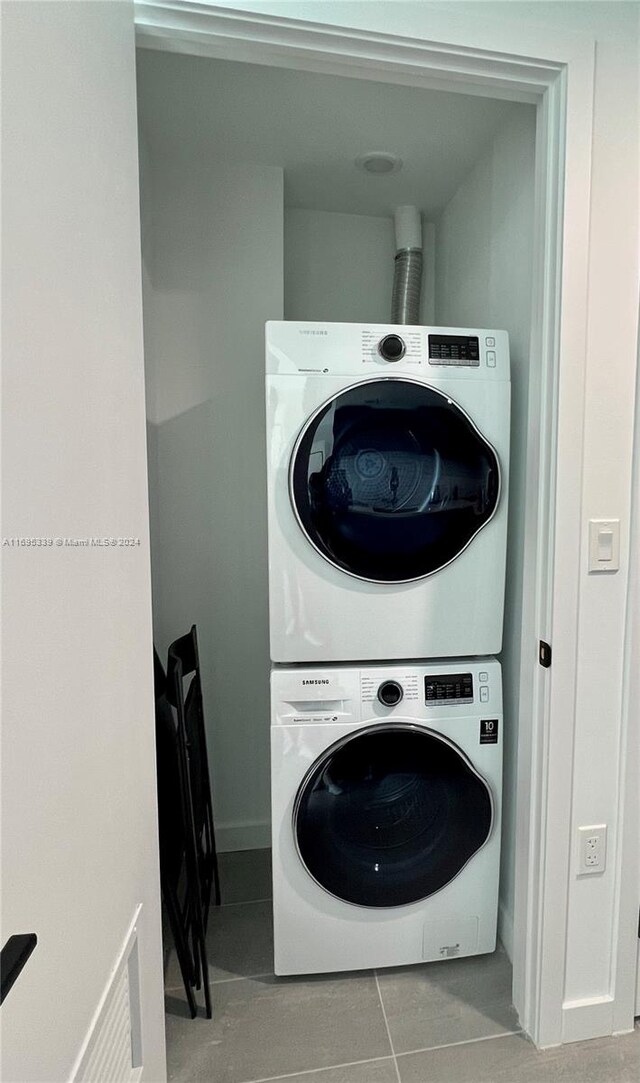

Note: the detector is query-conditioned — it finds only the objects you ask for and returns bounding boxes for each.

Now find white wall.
[144,183,437,855]
[434,106,538,956]
[141,156,283,851]
[285,208,435,324]
[1,3,165,1080]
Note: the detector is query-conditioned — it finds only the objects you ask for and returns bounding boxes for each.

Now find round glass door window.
[290,378,500,582]
[294,724,493,908]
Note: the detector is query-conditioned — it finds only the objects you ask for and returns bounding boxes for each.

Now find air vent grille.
[71,912,142,1083]
[77,966,133,1082]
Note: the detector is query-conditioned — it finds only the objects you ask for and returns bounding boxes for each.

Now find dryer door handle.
[487,467,499,507]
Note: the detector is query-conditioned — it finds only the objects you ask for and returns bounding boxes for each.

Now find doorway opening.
[135,9,575,1067]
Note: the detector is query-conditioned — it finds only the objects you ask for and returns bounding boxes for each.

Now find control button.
[377,680,404,707]
[479,671,488,682]
[485,336,495,347]
[378,334,406,362]
[480,687,489,703]
[486,351,496,368]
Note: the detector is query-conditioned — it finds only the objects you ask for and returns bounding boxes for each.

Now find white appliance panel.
[266,321,510,662]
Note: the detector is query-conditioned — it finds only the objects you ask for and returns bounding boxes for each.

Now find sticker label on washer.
[480,719,499,744]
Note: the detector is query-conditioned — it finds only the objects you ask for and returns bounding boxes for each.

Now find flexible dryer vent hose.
[391,205,423,325]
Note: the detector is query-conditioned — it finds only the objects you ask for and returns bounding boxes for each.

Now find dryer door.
[290,377,500,583]
[294,723,493,908]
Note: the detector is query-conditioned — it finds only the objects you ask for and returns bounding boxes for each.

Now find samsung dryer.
[265,321,510,663]
[271,658,503,975]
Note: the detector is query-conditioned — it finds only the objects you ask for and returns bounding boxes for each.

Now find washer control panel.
[273,661,500,723]
[425,673,473,706]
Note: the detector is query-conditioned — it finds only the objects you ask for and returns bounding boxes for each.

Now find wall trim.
[134,1,562,102]
[498,900,514,964]
[561,995,615,1045]
[611,308,640,1028]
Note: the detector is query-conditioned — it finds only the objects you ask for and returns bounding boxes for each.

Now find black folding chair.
[166,627,219,1017]
[153,649,198,1018]
[166,627,221,916]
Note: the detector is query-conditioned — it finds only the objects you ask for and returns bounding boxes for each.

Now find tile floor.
[163,849,640,1083]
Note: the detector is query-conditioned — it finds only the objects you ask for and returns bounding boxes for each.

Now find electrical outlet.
[578,824,607,875]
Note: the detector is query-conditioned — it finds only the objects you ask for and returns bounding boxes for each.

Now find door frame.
[133,0,638,1048]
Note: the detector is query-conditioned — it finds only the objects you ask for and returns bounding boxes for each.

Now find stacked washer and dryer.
[265,313,510,975]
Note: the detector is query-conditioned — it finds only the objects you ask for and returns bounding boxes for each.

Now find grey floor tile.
[165,972,393,1083]
[218,848,272,904]
[267,1057,398,1082]
[397,1028,640,1083]
[165,899,273,988]
[377,946,519,1053]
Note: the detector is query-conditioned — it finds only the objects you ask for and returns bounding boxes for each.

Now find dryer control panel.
[425,673,474,705]
[428,335,480,366]
[266,321,510,379]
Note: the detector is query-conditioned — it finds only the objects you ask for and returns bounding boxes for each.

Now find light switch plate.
[588,519,620,572]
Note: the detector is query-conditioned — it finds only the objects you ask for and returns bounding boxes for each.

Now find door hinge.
[539,641,552,668]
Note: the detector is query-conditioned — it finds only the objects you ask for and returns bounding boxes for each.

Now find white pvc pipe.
[391,205,423,323]
[394,205,422,251]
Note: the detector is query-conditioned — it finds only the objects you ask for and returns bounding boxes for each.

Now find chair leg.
[199,935,212,1020]
[211,831,222,907]
[190,921,202,990]
[189,876,212,1018]
[163,888,198,1020]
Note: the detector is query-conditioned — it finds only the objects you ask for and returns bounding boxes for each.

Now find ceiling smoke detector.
[355,152,402,175]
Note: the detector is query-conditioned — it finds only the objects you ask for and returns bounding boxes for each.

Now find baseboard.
[498,899,514,962]
[217,819,271,852]
[561,995,614,1043]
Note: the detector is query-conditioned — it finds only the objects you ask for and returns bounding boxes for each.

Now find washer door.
[294,723,493,908]
[290,377,500,583]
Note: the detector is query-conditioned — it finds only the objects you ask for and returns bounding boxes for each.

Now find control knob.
[377,680,404,707]
[378,334,406,362]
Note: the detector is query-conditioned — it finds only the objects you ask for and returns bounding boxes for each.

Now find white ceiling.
[136,50,532,220]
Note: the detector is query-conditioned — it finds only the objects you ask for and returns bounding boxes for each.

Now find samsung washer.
[271,658,502,975]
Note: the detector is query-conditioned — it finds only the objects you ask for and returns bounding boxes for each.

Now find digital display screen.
[425,673,474,704]
[428,335,480,366]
